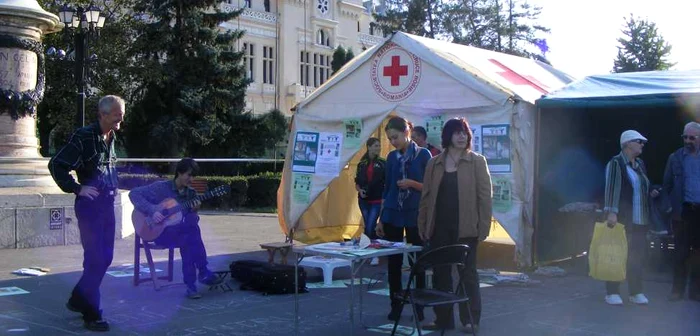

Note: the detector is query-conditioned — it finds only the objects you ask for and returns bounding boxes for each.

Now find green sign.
[343,118,363,149]
[292,173,313,204]
[492,176,512,213]
[425,115,445,147]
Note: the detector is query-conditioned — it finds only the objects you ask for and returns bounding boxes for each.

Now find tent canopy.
[538,69,700,108]
[279,31,573,265]
[534,69,700,263]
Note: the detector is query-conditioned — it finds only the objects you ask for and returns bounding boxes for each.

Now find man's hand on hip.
[78,186,99,200]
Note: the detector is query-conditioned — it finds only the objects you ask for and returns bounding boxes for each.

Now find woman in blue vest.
[376,116,432,321]
[603,130,659,306]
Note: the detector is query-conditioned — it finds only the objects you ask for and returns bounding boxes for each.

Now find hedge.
[118,173,280,210]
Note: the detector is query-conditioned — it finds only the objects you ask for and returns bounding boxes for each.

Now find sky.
[530,0,700,78]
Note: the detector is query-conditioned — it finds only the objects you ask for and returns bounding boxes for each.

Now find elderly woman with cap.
[603,130,659,306]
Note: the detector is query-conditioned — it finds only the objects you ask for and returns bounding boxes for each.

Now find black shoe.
[387,306,402,321]
[66,301,82,313]
[199,271,223,286]
[84,320,110,332]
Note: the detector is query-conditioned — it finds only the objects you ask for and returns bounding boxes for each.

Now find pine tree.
[124,0,254,158]
[378,0,548,58]
[374,0,442,37]
[612,15,674,73]
[331,46,347,74]
[345,48,355,64]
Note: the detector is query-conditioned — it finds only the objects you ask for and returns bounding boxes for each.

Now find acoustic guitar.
[132,185,230,241]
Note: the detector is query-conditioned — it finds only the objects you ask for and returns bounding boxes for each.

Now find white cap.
[620,130,648,147]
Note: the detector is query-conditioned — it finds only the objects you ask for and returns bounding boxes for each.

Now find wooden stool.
[260,242,292,265]
[133,233,175,291]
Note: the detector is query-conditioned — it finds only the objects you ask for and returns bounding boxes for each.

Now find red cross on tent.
[489,59,548,94]
[383,55,408,86]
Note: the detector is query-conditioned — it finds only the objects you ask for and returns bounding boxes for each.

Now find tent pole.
[532,106,542,267]
[292,228,299,336]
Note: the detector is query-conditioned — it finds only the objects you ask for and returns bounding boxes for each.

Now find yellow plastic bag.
[588,222,628,281]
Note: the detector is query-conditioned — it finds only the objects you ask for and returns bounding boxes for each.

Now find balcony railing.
[358,33,384,46]
[221,3,277,24]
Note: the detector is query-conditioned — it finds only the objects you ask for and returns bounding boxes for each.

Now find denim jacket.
[663,148,688,220]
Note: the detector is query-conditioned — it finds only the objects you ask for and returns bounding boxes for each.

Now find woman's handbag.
[588,222,628,281]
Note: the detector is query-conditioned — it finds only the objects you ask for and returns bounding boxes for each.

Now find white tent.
[277,32,573,265]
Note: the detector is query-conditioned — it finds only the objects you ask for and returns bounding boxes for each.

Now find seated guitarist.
[129,158,222,298]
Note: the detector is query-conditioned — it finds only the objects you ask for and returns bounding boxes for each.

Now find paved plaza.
[0,213,698,335]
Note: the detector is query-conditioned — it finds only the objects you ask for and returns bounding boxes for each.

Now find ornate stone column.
[0,0,58,188]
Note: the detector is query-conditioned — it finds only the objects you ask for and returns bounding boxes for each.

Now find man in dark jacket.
[48,95,125,332]
[663,122,700,301]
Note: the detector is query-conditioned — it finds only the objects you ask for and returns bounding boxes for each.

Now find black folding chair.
[390,244,477,336]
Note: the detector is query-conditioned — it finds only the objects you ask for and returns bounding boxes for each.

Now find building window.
[243,42,255,81]
[316,29,330,47]
[263,46,275,85]
[300,51,311,87]
[369,23,375,35]
[357,21,360,32]
[264,0,270,11]
[244,0,251,8]
[313,53,331,87]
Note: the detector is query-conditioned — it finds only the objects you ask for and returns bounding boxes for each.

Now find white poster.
[315,132,343,176]
[482,124,511,173]
[471,124,482,154]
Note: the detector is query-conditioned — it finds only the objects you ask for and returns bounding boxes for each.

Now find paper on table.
[342,249,380,257]
[359,233,371,249]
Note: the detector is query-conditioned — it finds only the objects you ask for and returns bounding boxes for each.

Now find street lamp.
[49,4,105,128]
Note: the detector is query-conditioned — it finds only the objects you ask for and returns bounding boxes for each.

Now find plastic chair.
[390,244,477,336]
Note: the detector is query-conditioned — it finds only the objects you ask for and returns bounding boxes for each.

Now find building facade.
[219,0,385,116]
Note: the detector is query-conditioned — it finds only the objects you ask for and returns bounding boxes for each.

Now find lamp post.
[49,4,105,128]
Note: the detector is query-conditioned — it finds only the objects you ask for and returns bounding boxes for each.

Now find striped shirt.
[604,153,650,225]
[48,123,118,194]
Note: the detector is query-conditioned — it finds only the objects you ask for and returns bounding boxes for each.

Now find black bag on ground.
[230,260,308,295]
[230,260,267,284]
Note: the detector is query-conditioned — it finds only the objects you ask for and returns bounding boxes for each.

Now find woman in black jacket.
[355,137,385,240]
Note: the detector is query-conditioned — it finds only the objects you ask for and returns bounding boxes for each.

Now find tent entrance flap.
[293,156,364,244]
[280,116,392,243]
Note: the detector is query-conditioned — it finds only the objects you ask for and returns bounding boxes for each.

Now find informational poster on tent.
[492,175,512,213]
[482,124,511,173]
[425,115,445,147]
[292,173,313,204]
[343,118,363,149]
[471,124,482,154]
[292,131,319,173]
[315,132,343,176]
